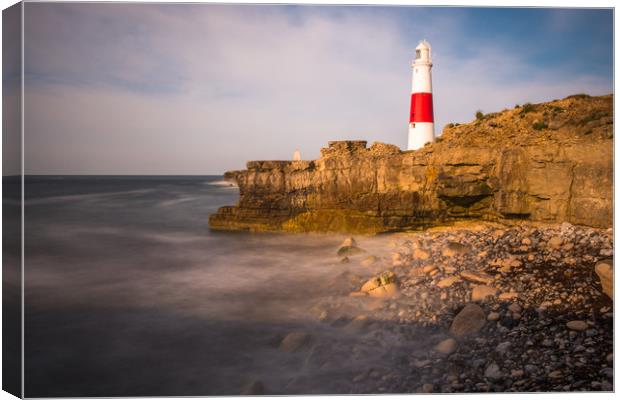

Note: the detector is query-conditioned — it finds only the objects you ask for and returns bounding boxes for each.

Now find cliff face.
[209,94,613,233]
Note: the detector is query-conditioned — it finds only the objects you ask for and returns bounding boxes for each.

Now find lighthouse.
[408,40,435,150]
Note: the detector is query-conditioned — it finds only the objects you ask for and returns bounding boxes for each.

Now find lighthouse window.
[416,49,421,59]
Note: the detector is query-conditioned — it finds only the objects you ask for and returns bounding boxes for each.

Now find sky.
[21,3,613,175]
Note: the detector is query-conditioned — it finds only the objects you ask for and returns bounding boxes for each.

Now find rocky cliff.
[209,94,613,233]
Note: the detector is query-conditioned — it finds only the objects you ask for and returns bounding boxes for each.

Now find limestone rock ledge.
[209,94,613,233]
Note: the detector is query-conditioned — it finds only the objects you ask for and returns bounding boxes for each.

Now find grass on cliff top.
[438,93,612,146]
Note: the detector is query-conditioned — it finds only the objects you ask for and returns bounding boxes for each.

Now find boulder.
[280,332,311,352]
[360,271,399,298]
[450,303,487,336]
[471,285,498,302]
[595,259,613,299]
[367,282,399,298]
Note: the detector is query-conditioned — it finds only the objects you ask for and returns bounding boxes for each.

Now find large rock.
[595,259,613,299]
[360,271,399,298]
[209,95,613,233]
[450,303,487,336]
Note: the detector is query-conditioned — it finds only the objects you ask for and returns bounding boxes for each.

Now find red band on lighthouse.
[409,92,434,123]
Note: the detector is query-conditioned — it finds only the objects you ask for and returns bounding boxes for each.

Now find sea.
[21,175,427,397]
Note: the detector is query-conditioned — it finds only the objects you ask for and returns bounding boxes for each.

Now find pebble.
[487,312,501,321]
[548,236,564,249]
[241,380,266,395]
[471,285,498,302]
[460,270,494,284]
[484,363,503,380]
[507,303,522,313]
[498,292,519,301]
[280,332,311,352]
[434,338,458,355]
[511,369,524,378]
[437,276,461,288]
[566,320,588,331]
[323,224,613,393]
[413,359,431,368]
[413,249,430,260]
[548,370,563,379]
[421,383,434,393]
[495,341,511,355]
[423,265,437,273]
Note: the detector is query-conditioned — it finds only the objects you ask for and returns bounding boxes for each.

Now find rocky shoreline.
[255,222,613,394]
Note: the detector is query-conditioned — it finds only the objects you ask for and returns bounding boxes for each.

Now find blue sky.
[23,4,613,174]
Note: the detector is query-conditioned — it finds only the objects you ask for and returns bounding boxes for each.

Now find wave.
[206,180,238,188]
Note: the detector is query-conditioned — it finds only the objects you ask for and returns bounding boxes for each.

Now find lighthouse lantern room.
[408,40,435,150]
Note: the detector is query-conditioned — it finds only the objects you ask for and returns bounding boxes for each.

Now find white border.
[0,1,616,400]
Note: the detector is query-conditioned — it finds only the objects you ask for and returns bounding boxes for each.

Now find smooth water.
[24,176,425,397]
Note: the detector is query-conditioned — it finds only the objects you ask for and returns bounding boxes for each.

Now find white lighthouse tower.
[407,40,435,150]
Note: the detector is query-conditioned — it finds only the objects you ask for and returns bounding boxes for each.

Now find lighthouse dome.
[414,40,432,64]
[416,40,431,51]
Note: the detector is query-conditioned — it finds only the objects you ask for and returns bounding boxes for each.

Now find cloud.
[24,4,612,174]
